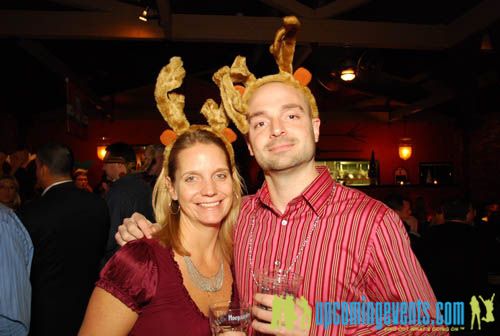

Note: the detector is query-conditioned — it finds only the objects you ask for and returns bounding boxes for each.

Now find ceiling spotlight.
[340,68,356,81]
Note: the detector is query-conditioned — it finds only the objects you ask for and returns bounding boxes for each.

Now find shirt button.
[274,260,281,267]
[281,219,288,226]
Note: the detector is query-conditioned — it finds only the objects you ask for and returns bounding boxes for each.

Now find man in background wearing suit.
[18,143,109,336]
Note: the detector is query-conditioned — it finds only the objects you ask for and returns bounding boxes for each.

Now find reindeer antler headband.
[213,16,318,135]
[154,56,238,168]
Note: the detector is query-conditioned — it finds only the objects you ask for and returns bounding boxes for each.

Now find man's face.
[75,175,89,189]
[103,163,125,182]
[246,82,320,173]
[398,200,412,220]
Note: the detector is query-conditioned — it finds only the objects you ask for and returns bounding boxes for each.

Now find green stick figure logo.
[271,295,312,331]
[470,293,495,330]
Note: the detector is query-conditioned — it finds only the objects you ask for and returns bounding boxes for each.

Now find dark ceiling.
[1,0,499,125]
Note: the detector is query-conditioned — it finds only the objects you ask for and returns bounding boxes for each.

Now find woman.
[79,129,243,335]
[0,175,21,210]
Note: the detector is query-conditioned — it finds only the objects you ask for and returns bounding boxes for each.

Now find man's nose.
[270,118,286,137]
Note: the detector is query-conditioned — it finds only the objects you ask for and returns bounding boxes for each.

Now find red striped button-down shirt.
[234,166,442,335]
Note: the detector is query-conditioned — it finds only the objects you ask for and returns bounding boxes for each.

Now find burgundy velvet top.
[96,238,237,335]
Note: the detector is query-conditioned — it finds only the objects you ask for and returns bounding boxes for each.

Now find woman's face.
[0,179,17,205]
[168,142,233,228]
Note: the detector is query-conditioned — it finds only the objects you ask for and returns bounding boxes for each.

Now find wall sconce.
[97,146,107,161]
[398,138,413,160]
[340,68,356,81]
[138,6,159,22]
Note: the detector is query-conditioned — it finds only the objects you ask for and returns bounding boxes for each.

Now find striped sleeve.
[366,208,439,318]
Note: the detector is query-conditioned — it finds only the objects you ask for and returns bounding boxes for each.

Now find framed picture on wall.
[394,167,409,185]
[419,162,454,185]
[316,159,377,186]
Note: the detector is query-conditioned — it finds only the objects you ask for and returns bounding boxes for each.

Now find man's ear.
[245,137,255,157]
[165,176,178,200]
[312,118,321,143]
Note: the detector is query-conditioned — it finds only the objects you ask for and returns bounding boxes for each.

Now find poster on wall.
[65,77,89,139]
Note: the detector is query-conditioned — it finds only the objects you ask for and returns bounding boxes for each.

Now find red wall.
[317,118,464,185]
[27,115,464,191]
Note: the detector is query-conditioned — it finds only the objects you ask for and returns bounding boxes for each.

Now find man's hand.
[252,293,311,336]
[115,212,159,246]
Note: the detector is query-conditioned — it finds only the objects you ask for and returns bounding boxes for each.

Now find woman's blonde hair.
[152,128,243,263]
[0,175,21,210]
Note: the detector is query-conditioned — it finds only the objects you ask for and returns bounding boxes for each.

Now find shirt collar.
[42,180,73,196]
[256,166,335,216]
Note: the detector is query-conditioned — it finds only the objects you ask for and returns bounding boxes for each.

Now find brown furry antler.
[154,57,190,133]
[269,16,301,74]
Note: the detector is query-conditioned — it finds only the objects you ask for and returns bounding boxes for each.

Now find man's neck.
[264,161,319,213]
[43,176,72,189]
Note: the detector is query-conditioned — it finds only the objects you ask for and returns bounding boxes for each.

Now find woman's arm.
[78,287,138,336]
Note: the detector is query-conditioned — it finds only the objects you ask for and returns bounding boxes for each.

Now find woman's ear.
[165,176,178,201]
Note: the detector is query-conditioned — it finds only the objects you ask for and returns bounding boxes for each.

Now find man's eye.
[253,121,266,129]
[288,114,299,120]
[185,176,195,182]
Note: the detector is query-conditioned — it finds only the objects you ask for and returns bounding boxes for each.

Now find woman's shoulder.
[120,238,173,262]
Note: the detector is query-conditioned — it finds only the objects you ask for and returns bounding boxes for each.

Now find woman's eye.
[215,173,228,180]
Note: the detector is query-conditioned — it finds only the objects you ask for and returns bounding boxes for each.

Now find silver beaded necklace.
[247,184,335,286]
[247,212,320,286]
[183,256,224,292]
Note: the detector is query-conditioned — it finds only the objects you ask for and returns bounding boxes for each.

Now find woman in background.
[0,175,21,210]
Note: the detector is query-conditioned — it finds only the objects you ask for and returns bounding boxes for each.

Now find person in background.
[0,150,11,177]
[384,193,423,261]
[420,198,488,311]
[140,144,165,187]
[384,193,419,234]
[73,168,93,192]
[0,203,33,336]
[0,175,21,210]
[9,148,37,205]
[101,142,154,266]
[17,143,109,336]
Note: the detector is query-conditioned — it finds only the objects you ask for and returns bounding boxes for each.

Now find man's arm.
[115,212,159,246]
[366,210,446,334]
[0,208,33,336]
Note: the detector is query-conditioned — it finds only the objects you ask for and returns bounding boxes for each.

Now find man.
[101,142,154,265]
[0,204,33,336]
[384,193,423,260]
[384,193,418,234]
[73,168,92,192]
[140,144,165,187]
[18,143,109,335]
[115,17,441,335]
[420,198,488,303]
[9,148,37,205]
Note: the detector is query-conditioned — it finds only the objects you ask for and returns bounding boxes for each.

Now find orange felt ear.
[223,128,237,143]
[294,67,312,86]
[160,129,177,146]
[234,85,246,96]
